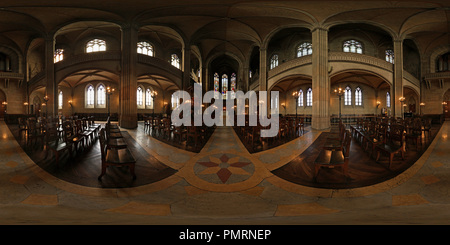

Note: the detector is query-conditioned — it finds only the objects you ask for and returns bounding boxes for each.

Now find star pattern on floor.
[195,154,254,184]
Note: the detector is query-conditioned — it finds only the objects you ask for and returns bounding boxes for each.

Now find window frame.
[355,87,363,106]
[85,84,95,108]
[270,54,279,69]
[96,84,106,108]
[297,42,312,58]
[137,86,144,108]
[306,87,312,107]
[86,38,106,53]
[58,90,63,110]
[344,86,352,106]
[170,54,180,69]
[343,39,363,54]
[137,41,154,56]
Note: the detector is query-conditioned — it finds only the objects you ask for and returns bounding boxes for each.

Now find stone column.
[119,23,138,129]
[393,39,404,118]
[311,27,330,130]
[44,35,56,117]
[259,48,267,92]
[182,47,191,90]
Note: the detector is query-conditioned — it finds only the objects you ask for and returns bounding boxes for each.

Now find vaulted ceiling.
[0,0,448,65]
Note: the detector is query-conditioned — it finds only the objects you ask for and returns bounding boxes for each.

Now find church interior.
[1,0,450,227]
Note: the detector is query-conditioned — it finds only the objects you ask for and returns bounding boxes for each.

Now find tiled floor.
[1,119,450,224]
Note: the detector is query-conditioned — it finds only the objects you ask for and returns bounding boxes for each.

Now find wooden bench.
[314,129,352,181]
[98,128,136,180]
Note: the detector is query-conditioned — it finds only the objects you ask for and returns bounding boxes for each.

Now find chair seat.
[315,149,345,166]
[106,148,136,164]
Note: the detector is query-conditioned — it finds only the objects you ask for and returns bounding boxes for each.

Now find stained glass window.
[222,74,228,99]
[230,73,236,99]
[343,40,363,54]
[213,73,220,99]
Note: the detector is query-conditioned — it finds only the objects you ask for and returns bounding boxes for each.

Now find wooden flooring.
[272,125,441,189]
[7,121,442,189]
[9,125,177,188]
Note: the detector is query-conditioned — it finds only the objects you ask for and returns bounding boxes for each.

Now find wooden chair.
[314,129,352,181]
[187,126,202,147]
[298,117,305,135]
[18,117,28,139]
[88,116,101,138]
[376,124,406,168]
[173,125,187,144]
[76,119,93,147]
[365,122,387,158]
[98,128,136,180]
[63,121,84,153]
[44,125,72,166]
[405,118,422,151]
[26,118,45,146]
[161,118,173,140]
[421,118,432,142]
[143,116,150,133]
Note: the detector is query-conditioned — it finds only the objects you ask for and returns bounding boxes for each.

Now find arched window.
[170,54,180,69]
[298,89,304,107]
[214,73,220,99]
[270,54,278,69]
[58,90,63,109]
[97,84,105,106]
[271,93,279,110]
[297,42,312,57]
[86,39,106,53]
[230,73,236,99]
[344,86,352,106]
[86,85,95,107]
[385,49,394,64]
[343,40,363,54]
[386,91,391,108]
[355,87,362,106]
[146,88,154,109]
[54,49,64,63]
[436,52,450,72]
[137,87,143,106]
[137,41,154,56]
[171,93,179,108]
[222,74,228,99]
[306,88,312,106]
